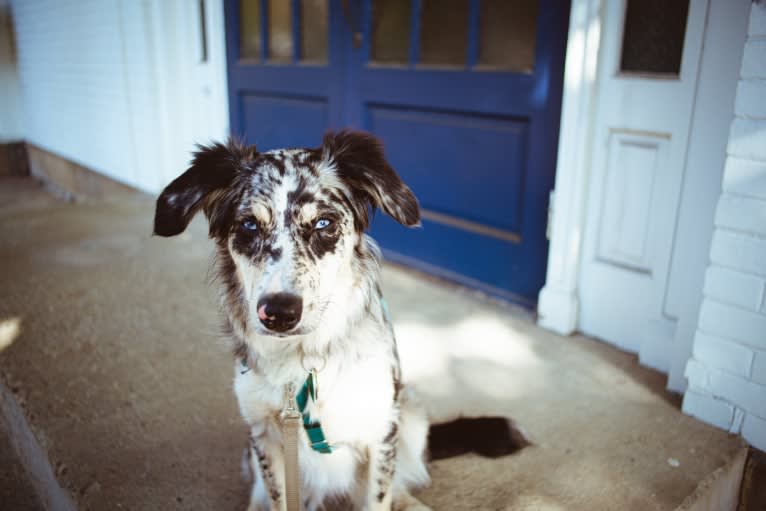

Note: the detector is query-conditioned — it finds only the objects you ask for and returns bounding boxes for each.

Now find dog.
[153,130,522,510]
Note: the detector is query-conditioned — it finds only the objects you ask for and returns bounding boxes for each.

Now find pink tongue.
[258,304,270,321]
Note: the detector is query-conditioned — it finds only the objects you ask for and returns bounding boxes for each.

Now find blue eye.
[242,219,258,231]
[315,218,332,230]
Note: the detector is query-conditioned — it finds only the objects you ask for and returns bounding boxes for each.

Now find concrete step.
[0,177,748,510]
[1,379,76,511]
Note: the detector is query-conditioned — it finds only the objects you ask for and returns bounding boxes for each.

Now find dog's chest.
[234,353,396,447]
[308,359,396,446]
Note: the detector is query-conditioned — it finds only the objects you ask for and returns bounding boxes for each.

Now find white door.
[578,0,709,371]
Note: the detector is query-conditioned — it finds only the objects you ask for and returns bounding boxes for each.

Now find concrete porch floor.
[0,176,745,510]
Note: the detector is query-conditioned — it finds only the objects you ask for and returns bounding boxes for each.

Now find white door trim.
[537,0,603,335]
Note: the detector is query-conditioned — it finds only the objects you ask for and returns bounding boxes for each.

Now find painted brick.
[731,408,745,434]
[8,0,229,194]
[682,389,735,430]
[742,40,766,79]
[710,230,766,277]
[728,118,766,161]
[742,412,766,452]
[704,265,765,310]
[748,2,766,38]
[715,194,766,237]
[713,371,766,418]
[692,331,755,377]
[723,157,766,200]
[752,350,766,386]
[689,361,766,418]
[685,358,710,389]
[699,299,766,349]
[735,80,766,119]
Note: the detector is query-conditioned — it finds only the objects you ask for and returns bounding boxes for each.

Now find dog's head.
[154,130,419,341]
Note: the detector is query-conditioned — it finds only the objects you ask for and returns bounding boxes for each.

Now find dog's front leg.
[248,429,287,511]
[366,421,399,511]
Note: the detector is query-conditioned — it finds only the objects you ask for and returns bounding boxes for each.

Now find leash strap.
[281,384,302,511]
[280,371,334,511]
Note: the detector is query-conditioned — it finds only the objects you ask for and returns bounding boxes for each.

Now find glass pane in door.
[269,0,293,62]
[478,0,538,72]
[419,0,469,67]
[301,0,328,63]
[620,0,690,75]
[372,0,411,64]
[240,0,261,60]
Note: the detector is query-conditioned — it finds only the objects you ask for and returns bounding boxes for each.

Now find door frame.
[537,0,603,335]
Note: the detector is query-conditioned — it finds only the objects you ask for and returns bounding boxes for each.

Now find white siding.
[0,0,23,140]
[683,2,766,452]
[9,0,229,192]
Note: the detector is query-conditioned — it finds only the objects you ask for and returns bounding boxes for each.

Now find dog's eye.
[315,218,332,230]
[241,219,258,231]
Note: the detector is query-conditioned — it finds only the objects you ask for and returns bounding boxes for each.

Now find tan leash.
[281,358,331,511]
[281,383,302,511]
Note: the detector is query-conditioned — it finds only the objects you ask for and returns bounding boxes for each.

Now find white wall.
[0,0,23,140]
[664,0,751,392]
[9,0,229,193]
[683,2,766,452]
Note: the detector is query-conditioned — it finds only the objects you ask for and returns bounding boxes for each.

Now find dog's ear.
[154,139,255,237]
[321,130,420,230]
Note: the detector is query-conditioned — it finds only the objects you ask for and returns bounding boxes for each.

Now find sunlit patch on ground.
[0,317,22,352]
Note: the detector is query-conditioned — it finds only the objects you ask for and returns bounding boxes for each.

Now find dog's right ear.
[154,139,256,237]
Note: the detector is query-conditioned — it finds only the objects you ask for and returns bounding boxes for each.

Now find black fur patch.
[154,138,256,237]
[308,220,341,259]
[251,436,282,504]
[321,130,420,231]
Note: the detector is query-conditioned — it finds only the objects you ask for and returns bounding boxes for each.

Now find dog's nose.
[256,293,303,333]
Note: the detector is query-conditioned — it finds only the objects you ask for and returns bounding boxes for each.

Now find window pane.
[269,0,293,62]
[301,0,328,63]
[620,0,689,75]
[240,0,261,59]
[419,0,468,67]
[478,0,538,72]
[372,0,411,64]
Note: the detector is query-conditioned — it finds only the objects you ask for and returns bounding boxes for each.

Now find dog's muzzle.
[257,293,303,333]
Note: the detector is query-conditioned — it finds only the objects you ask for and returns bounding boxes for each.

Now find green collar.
[295,372,332,453]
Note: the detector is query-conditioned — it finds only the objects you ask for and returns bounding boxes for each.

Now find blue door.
[224,0,569,306]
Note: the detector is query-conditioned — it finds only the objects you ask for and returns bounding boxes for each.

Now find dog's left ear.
[321,130,420,230]
[154,139,255,237]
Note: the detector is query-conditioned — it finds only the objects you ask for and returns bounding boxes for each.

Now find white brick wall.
[723,157,766,199]
[0,0,23,140]
[692,331,754,377]
[735,80,766,118]
[683,2,766,452]
[715,194,766,236]
[9,0,229,192]
[703,266,764,310]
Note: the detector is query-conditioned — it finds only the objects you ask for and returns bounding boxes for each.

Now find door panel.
[225,0,569,305]
[597,131,669,272]
[579,0,709,367]
[356,0,569,304]
[225,0,345,150]
[367,105,528,233]
[240,93,329,149]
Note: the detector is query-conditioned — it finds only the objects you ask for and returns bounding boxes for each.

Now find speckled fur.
[154,131,431,511]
